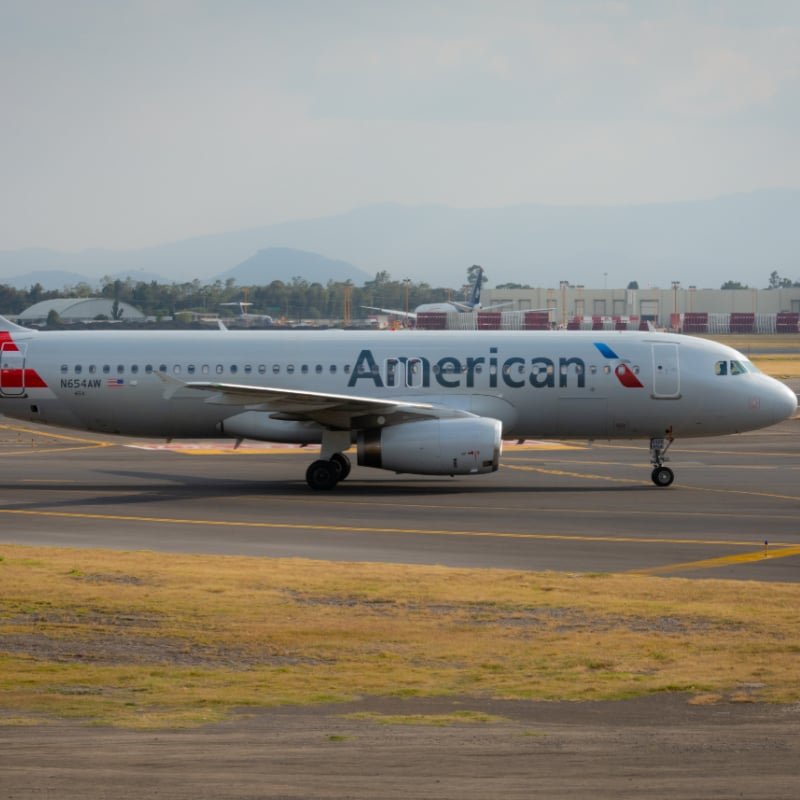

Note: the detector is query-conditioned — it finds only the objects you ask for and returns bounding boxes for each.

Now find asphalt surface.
[1,407,799,582]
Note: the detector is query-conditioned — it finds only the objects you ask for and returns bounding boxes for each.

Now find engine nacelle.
[357,417,502,475]
[219,411,323,444]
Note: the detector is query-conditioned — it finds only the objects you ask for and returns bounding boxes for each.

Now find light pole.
[671,281,680,330]
[403,278,410,320]
[559,280,569,327]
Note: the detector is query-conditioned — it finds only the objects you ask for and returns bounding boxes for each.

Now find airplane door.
[652,344,680,398]
[0,341,26,397]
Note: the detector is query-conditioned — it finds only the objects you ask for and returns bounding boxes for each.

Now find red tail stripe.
[0,332,19,351]
[0,368,48,388]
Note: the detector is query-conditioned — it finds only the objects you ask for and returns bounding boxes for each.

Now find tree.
[111,299,124,320]
[46,309,61,326]
[767,270,793,289]
[721,280,748,290]
[626,281,639,290]
[467,265,484,286]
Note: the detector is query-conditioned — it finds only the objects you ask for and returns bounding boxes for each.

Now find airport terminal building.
[475,285,800,333]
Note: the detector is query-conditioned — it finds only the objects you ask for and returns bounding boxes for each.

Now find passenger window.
[344,365,351,374]
[159,364,167,373]
[117,365,125,374]
[230,365,238,374]
[173,365,182,374]
[315,364,323,374]
[187,365,195,375]
[590,365,597,375]
[258,365,266,374]
[202,365,209,375]
[287,365,295,374]
[102,365,110,374]
[131,365,139,374]
[75,365,82,374]
[60,365,68,374]
[216,365,224,374]
[145,365,153,374]
[273,365,280,374]
[244,364,252,374]
[301,365,309,374]
[330,364,337,374]
[89,365,96,374]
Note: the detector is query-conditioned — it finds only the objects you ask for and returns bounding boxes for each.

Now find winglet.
[154,370,188,400]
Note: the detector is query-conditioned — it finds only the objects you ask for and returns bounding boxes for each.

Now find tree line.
[2,267,797,322]
[0,272,474,322]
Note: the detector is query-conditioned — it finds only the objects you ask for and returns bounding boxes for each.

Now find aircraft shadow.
[1,469,655,513]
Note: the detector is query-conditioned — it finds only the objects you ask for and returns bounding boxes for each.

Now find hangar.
[15,298,146,324]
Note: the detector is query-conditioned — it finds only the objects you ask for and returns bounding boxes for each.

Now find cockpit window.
[716,359,753,376]
[730,360,746,375]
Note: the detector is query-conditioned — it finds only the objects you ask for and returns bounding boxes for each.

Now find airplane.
[219,301,275,326]
[0,314,795,490]
[362,266,517,320]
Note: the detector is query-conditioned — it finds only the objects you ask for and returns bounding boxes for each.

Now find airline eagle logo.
[593,342,645,388]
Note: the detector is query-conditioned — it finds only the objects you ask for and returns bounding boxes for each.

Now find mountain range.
[1,189,798,291]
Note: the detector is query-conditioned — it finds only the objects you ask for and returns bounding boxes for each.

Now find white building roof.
[17,298,145,322]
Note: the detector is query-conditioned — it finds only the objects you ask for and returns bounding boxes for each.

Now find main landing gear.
[306,431,353,490]
[306,452,351,490]
[649,431,675,487]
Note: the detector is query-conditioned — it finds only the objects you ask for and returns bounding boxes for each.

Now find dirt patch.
[2,694,799,799]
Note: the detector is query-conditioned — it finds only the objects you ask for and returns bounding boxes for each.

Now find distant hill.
[1,189,799,289]
[2,269,95,291]
[215,248,370,285]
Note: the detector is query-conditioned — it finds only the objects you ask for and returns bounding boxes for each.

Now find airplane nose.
[771,380,798,423]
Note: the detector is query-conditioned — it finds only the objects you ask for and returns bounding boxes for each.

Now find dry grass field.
[2,545,800,728]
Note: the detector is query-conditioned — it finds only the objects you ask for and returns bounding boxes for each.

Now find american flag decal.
[106,378,124,388]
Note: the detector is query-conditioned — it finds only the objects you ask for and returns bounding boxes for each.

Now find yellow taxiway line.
[631,545,800,575]
[0,506,798,551]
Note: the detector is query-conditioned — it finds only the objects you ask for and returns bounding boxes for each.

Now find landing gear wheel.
[330,452,351,481]
[651,466,674,487]
[306,460,339,490]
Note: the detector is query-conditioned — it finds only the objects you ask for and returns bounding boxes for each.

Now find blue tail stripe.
[594,342,619,360]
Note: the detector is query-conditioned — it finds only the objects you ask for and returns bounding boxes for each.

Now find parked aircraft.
[0,315,795,490]
[362,266,515,320]
[219,301,274,326]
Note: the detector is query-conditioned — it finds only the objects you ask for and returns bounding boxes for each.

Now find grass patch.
[1,544,800,727]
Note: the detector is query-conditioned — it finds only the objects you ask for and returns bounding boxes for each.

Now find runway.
[2,413,798,581]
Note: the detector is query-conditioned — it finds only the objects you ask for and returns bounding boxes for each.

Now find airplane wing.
[163,377,474,428]
[361,305,417,320]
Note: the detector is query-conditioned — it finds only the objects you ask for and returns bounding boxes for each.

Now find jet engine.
[357,417,501,475]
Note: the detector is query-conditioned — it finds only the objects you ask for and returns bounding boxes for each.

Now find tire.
[306,460,339,490]
[651,466,674,487]
[330,452,351,481]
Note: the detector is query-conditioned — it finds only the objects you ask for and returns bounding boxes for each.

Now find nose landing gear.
[650,430,675,487]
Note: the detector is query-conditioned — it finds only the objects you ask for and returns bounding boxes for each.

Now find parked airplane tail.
[467,267,484,308]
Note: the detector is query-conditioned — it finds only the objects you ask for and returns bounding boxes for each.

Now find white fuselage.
[0,328,795,442]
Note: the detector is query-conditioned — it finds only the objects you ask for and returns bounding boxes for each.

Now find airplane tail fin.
[468,267,484,308]
[0,314,33,333]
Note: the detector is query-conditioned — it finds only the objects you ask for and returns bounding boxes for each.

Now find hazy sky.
[2,0,799,252]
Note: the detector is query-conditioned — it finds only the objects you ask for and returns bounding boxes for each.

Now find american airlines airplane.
[0,315,795,490]
[362,266,513,319]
